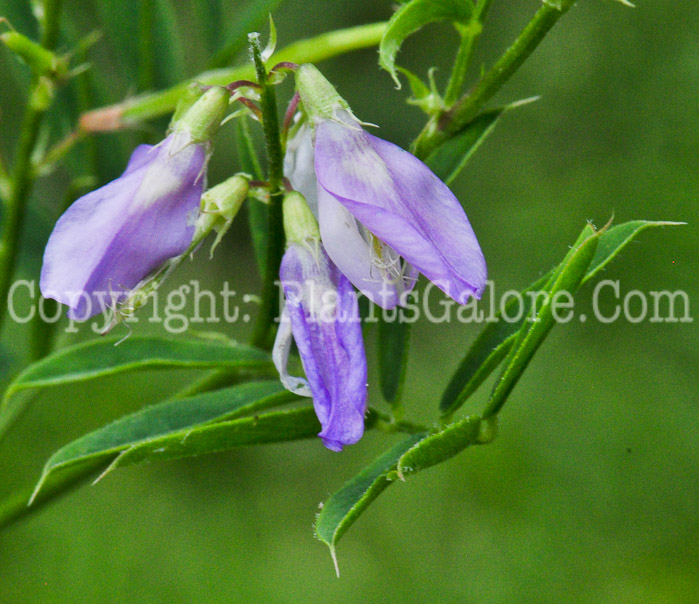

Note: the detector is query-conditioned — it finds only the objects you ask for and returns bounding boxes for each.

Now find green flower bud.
[1,30,66,78]
[195,174,249,256]
[295,63,351,123]
[168,85,206,132]
[173,86,229,144]
[282,191,320,244]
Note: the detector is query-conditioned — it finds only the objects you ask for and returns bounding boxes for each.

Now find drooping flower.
[40,86,230,320]
[286,64,487,309]
[273,192,367,451]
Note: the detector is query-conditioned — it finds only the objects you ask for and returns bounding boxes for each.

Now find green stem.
[138,0,156,91]
[415,0,576,158]
[85,22,388,127]
[249,34,285,350]
[39,0,64,50]
[443,0,493,106]
[0,151,9,199]
[0,100,44,336]
[0,0,64,337]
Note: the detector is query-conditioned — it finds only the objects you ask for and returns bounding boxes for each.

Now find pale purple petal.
[40,131,206,319]
[317,186,416,309]
[314,118,487,304]
[285,122,417,308]
[279,242,367,451]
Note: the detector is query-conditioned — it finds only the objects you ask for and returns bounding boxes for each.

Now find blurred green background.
[0,0,697,602]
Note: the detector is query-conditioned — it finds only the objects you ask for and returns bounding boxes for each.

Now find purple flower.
[40,132,206,319]
[273,193,367,452]
[41,86,230,320]
[288,64,487,309]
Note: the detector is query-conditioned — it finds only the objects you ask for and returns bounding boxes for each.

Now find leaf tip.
[330,546,340,578]
[27,472,48,506]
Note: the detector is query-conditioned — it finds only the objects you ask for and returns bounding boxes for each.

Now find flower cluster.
[40,64,486,452]
[275,65,486,449]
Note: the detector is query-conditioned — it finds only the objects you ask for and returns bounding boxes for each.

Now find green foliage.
[440,220,684,417]
[482,223,601,417]
[396,414,481,476]
[315,434,425,557]
[425,98,538,184]
[0,336,270,439]
[0,0,693,598]
[29,382,309,507]
[379,0,474,86]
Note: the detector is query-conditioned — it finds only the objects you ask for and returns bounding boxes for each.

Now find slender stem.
[39,0,64,50]
[138,0,156,91]
[443,0,493,106]
[83,22,388,128]
[415,0,576,158]
[0,151,9,199]
[249,34,285,350]
[0,0,64,336]
[0,101,44,335]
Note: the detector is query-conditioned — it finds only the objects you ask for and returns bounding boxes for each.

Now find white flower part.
[283,122,318,217]
[272,305,312,397]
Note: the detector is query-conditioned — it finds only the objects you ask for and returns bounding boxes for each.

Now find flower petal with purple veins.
[40,131,206,320]
[285,122,417,308]
[276,242,367,451]
[314,115,487,304]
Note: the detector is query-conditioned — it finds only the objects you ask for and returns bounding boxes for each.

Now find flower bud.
[172,86,229,144]
[1,30,66,78]
[295,64,350,124]
[169,85,206,131]
[195,174,249,255]
[282,191,320,244]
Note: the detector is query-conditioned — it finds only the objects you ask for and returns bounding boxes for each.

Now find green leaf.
[584,220,685,284]
[380,0,474,86]
[29,383,310,506]
[0,336,270,439]
[396,414,481,477]
[439,273,550,416]
[440,219,682,417]
[315,434,426,568]
[482,224,601,418]
[426,98,537,184]
[426,108,501,183]
[378,311,411,405]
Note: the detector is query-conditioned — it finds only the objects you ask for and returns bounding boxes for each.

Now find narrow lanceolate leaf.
[397,415,481,477]
[439,273,550,417]
[440,219,682,417]
[380,0,474,86]
[315,434,425,565]
[426,109,502,183]
[0,336,270,439]
[426,98,538,184]
[29,384,309,507]
[378,311,411,405]
[583,220,685,284]
[482,224,601,418]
